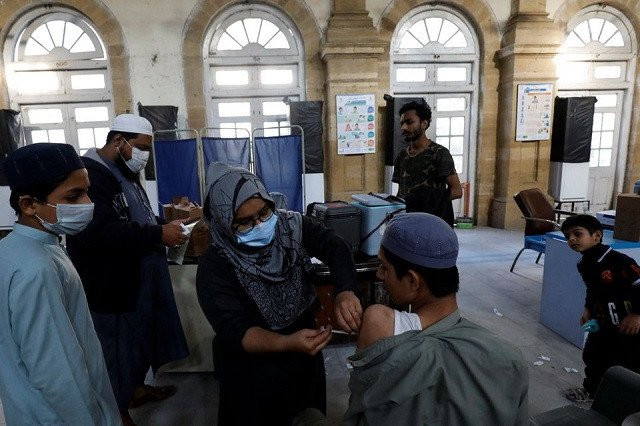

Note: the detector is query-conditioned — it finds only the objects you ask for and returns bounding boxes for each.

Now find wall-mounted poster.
[516,83,553,141]
[336,94,376,155]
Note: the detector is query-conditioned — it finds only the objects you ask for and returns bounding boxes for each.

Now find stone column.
[490,0,563,229]
[321,0,386,201]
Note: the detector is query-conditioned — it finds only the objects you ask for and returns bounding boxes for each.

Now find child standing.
[561,214,640,402]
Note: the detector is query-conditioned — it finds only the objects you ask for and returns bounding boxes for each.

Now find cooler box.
[313,201,362,252]
[351,194,405,256]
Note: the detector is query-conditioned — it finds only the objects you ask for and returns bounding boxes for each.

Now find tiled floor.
[0,227,587,425]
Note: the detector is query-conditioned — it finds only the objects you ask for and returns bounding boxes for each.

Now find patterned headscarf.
[204,162,315,330]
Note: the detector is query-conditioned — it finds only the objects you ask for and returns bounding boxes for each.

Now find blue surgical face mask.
[235,213,278,247]
[118,139,150,173]
[36,203,95,235]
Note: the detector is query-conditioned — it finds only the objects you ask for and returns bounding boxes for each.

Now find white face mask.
[120,139,150,173]
[35,203,94,235]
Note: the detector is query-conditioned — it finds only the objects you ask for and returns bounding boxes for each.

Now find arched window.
[3,8,115,154]
[202,4,305,138]
[390,5,480,216]
[556,6,637,211]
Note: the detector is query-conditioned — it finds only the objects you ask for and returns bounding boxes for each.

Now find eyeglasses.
[233,204,274,234]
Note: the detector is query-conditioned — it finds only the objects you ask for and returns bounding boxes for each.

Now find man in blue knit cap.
[0,143,120,425]
[344,213,529,425]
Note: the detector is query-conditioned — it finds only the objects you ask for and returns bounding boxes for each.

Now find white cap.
[110,114,153,136]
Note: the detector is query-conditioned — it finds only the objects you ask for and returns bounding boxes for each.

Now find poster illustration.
[516,83,553,141]
[336,94,376,154]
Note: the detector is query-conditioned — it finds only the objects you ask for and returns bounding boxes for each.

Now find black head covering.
[2,143,84,190]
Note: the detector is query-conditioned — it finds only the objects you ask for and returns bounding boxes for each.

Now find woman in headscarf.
[196,163,362,425]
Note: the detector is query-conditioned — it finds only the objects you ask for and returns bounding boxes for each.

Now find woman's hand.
[580,308,590,326]
[286,327,332,355]
[334,291,362,333]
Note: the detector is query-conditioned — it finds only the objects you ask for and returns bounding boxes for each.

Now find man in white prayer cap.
[67,114,189,426]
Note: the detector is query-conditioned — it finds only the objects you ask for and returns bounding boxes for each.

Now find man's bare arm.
[447,174,462,200]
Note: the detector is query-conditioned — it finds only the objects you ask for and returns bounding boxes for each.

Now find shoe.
[129,384,177,408]
[563,387,593,403]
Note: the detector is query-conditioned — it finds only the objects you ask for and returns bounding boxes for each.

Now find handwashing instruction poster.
[516,83,553,141]
[336,94,376,154]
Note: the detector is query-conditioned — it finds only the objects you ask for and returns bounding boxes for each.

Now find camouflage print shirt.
[392,141,457,198]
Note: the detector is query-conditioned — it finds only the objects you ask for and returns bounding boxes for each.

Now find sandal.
[563,387,593,403]
[129,384,177,408]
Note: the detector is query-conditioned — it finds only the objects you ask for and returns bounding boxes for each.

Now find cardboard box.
[184,219,211,257]
[614,193,640,241]
[162,196,203,222]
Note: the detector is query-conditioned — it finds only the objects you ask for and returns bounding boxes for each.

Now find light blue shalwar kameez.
[0,223,121,425]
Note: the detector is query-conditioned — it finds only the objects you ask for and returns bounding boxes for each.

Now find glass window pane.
[262,101,289,116]
[590,149,599,167]
[605,32,624,47]
[426,18,443,42]
[437,97,465,112]
[217,33,242,50]
[436,136,449,148]
[453,155,463,172]
[399,33,422,49]
[595,94,617,107]
[574,21,591,43]
[594,65,621,79]
[25,38,49,55]
[28,108,63,124]
[215,70,249,86]
[444,31,466,48]
[557,62,589,83]
[15,72,59,94]
[69,33,95,53]
[591,132,601,149]
[48,129,65,143]
[31,130,49,142]
[75,106,109,122]
[599,21,618,44]
[264,31,289,49]
[602,113,615,131]
[47,21,65,47]
[588,18,604,42]
[565,32,585,48]
[592,113,602,131]
[260,69,293,85]
[436,118,450,136]
[263,122,279,137]
[94,127,109,146]
[599,149,612,166]
[438,20,458,44]
[219,123,236,138]
[281,121,291,136]
[63,22,84,50]
[257,20,279,46]
[218,102,250,117]
[600,131,613,148]
[450,117,465,135]
[32,25,55,51]
[437,67,467,82]
[408,20,428,44]
[450,136,463,155]
[71,74,106,90]
[77,128,95,149]
[237,122,251,137]
[396,67,426,82]
[244,18,262,43]
[227,21,249,47]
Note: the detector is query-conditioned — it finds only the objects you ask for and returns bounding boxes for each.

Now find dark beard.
[115,153,141,182]
[403,129,423,143]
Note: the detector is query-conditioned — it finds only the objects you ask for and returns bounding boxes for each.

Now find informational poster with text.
[516,83,553,141]
[336,94,376,154]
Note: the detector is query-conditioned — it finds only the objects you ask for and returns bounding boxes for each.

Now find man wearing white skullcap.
[66,114,189,425]
[344,213,529,425]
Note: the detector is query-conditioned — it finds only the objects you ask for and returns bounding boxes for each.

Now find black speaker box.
[551,96,596,163]
[384,95,425,166]
[289,101,324,173]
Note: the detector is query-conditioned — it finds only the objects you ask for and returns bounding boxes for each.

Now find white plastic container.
[351,194,405,256]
